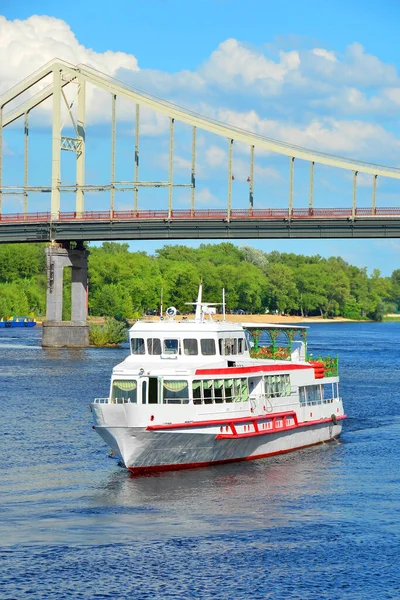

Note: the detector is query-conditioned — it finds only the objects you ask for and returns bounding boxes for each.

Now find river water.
[1,323,399,599]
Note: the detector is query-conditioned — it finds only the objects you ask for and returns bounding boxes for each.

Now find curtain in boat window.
[112,380,138,403]
[163,380,188,392]
[163,380,189,404]
[192,380,202,404]
[203,380,213,389]
[241,379,249,401]
[224,379,233,402]
[114,381,137,391]
[233,379,241,402]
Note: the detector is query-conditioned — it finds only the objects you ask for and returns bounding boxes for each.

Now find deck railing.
[1,207,400,224]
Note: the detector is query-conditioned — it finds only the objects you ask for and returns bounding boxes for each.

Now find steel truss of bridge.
[2,58,400,242]
[1,209,400,243]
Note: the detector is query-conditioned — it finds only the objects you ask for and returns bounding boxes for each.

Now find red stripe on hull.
[146,410,297,431]
[146,413,346,432]
[127,436,341,476]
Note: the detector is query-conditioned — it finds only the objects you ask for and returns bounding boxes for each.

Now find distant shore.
[33,314,400,327]
[219,314,356,324]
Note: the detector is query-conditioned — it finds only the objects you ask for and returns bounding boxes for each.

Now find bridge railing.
[1,207,400,223]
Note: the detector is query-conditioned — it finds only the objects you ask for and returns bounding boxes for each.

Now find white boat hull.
[95,420,343,474]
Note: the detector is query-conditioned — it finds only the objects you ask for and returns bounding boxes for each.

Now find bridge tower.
[42,243,89,347]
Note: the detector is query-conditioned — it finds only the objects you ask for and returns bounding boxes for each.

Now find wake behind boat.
[90,284,345,474]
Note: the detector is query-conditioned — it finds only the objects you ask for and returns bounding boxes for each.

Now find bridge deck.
[1,208,400,242]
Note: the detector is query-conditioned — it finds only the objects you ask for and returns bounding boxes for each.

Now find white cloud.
[205,146,226,167]
[0,15,138,95]
[2,16,400,173]
[312,48,337,62]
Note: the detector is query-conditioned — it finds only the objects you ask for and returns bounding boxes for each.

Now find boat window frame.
[131,337,145,355]
[162,379,190,404]
[183,338,198,356]
[147,338,162,355]
[200,338,216,356]
[162,338,180,355]
[111,379,138,404]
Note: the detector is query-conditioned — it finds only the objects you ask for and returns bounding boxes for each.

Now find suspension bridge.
[1,59,400,345]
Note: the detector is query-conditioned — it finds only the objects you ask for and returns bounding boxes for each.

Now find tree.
[264,264,298,314]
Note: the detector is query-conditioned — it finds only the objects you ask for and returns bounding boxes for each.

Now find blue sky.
[1,1,400,274]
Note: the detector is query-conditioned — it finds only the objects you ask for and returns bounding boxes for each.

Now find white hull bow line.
[91,284,345,474]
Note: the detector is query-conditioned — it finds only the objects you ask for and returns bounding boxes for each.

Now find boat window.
[265,374,291,398]
[192,380,202,404]
[240,378,249,402]
[111,380,137,404]
[163,380,189,404]
[183,338,198,355]
[214,379,224,403]
[299,385,322,406]
[220,338,239,356]
[203,379,214,404]
[323,383,334,403]
[307,385,322,405]
[191,379,246,404]
[238,338,245,354]
[201,339,216,355]
[131,338,145,354]
[163,339,179,355]
[299,387,306,407]
[224,379,233,402]
[147,338,161,355]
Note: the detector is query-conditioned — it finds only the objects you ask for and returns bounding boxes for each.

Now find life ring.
[166,306,177,318]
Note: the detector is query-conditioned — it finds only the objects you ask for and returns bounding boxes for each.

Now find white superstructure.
[91,286,345,474]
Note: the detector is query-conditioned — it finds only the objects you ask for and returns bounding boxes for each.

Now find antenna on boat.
[185,280,221,321]
[160,287,163,318]
[195,280,203,321]
[222,288,226,321]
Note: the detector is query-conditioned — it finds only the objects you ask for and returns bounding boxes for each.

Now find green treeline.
[0,241,399,321]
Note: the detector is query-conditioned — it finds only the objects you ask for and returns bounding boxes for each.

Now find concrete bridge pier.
[42,243,89,347]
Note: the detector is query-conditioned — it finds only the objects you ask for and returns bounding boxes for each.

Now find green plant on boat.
[307,354,339,377]
[89,317,128,346]
[250,345,291,360]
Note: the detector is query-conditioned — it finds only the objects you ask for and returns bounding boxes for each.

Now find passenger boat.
[91,285,345,474]
[0,316,36,328]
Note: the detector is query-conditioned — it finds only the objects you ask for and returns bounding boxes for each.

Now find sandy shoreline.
[37,314,360,327]
[221,314,355,324]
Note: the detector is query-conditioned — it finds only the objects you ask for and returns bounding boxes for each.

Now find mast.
[195,281,203,322]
